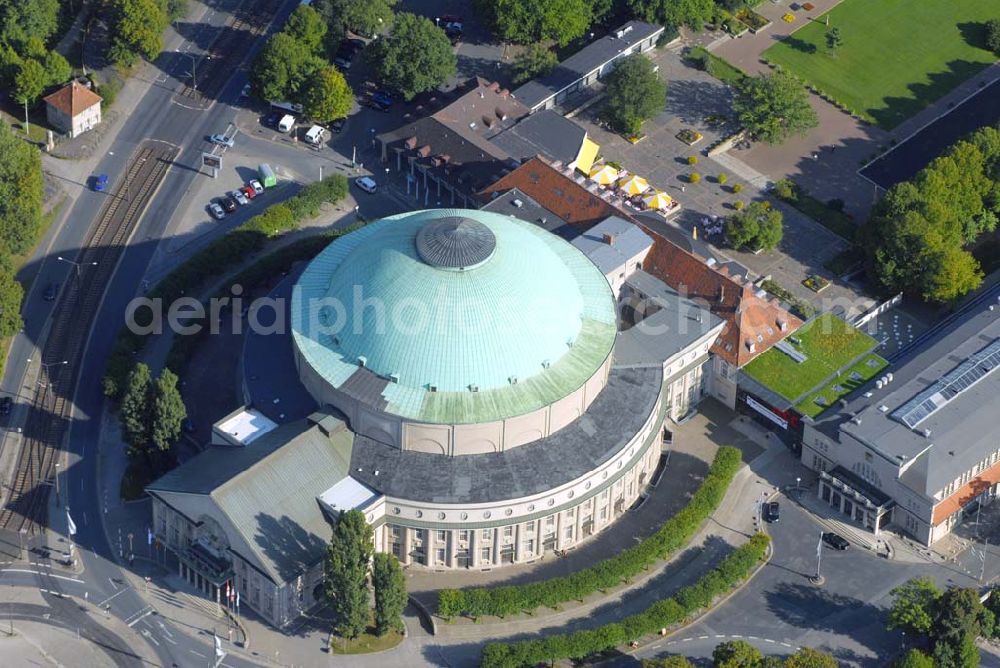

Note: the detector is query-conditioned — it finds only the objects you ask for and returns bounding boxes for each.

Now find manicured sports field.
[763,0,997,129]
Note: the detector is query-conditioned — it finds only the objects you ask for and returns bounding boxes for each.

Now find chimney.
[719,285,725,302]
[404,136,417,149]
[495,107,507,121]
[603,233,616,245]
[746,340,755,353]
[778,319,787,332]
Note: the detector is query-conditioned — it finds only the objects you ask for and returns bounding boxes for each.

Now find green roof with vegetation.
[762,0,997,129]
[743,313,886,416]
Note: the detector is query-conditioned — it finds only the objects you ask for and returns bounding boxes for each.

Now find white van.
[278,114,295,133]
[304,125,326,145]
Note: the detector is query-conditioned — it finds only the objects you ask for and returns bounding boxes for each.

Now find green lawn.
[795,353,888,418]
[743,313,882,403]
[763,0,998,129]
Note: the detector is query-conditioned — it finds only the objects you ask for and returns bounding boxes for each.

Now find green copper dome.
[291,209,617,424]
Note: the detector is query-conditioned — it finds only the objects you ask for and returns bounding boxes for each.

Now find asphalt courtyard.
[860,78,1000,190]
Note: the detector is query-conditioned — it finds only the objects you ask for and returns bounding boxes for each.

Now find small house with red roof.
[43,80,102,138]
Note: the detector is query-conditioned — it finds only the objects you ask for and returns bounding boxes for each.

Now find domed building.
[148,208,725,627]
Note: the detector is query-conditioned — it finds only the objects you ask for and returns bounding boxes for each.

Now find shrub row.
[480,533,771,668]
[437,446,743,619]
[102,175,349,398]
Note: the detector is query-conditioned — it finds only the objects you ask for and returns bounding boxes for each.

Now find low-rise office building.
[802,305,1000,545]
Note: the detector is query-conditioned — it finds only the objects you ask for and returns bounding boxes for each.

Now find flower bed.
[803,274,831,292]
[735,8,771,32]
[677,129,704,146]
[437,447,743,620]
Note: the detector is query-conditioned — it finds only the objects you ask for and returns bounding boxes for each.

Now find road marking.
[0,569,84,584]
[108,577,118,589]
[698,635,708,640]
[764,638,775,643]
[127,608,154,627]
[158,621,173,639]
[190,650,206,658]
[680,637,692,642]
[141,628,160,645]
[80,479,84,491]
[748,636,759,641]
[780,642,792,647]
[715,634,726,638]
[82,512,87,526]
[98,587,129,607]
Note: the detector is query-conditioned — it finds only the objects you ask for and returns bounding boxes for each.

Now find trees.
[372,553,406,636]
[284,5,328,54]
[325,509,374,639]
[627,0,714,30]
[251,33,317,102]
[0,0,61,49]
[712,639,762,667]
[512,44,558,85]
[120,363,153,454]
[887,577,940,636]
[783,648,837,668]
[150,368,186,452]
[725,201,783,251]
[315,0,396,38]
[365,13,455,101]
[732,71,818,146]
[986,18,1000,54]
[892,650,934,668]
[824,27,842,53]
[300,66,352,121]
[482,0,591,47]
[863,125,1000,303]
[0,119,44,256]
[643,657,694,668]
[601,53,666,136]
[13,59,47,106]
[109,0,169,65]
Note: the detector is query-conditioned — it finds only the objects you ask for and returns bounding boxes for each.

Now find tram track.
[0,143,178,535]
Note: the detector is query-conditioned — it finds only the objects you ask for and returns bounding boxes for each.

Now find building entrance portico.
[818,466,893,535]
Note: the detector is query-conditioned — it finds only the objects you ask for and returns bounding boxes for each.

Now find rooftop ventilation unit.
[879,405,889,413]
[469,384,479,393]
[852,416,862,425]
[357,356,367,368]
[512,198,523,208]
[541,360,551,369]
[389,373,400,383]
[428,384,437,392]
[876,379,883,389]
[923,428,932,438]
[508,376,518,385]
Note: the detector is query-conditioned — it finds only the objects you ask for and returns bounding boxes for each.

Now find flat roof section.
[214,407,279,445]
[349,365,662,505]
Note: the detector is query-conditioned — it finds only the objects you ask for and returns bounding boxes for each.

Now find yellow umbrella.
[619,175,649,195]
[643,190,673,210]
[588,164,620,185]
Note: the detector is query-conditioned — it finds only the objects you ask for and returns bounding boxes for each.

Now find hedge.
[437,446,743,619]
[102,175,349,399]
[480,533,770,668]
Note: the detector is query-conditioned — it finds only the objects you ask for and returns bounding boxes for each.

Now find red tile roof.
[477,156,802,366]
[932,464,1000,525]
[638,231,802,367]
[477,156,624,228]
[43,81,102,117]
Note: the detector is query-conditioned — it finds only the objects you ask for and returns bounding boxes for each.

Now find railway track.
[0,143,178,535]
[176,0,278,101]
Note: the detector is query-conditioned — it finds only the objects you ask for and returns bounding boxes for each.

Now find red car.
[240,184,257,200]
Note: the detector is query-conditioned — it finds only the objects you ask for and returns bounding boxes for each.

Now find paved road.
[630,497,986,667]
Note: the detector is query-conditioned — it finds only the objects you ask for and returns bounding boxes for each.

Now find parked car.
[334,51,353,70]
[43,282,59,302]
[248,179,264,195]
[764,501,780,523]
[209,201,226,220]
[221,195,237,213]
[209,133,235,148]
[93,174,109,192]
[0,396,12,416]
[240,184,257,200]
[240,83,251,98]
[363,97,390,113]
[231,190,249,206]
[331,117,346,133]
[822,532,850,550]
[355,176,377,194]
[263,111,282,127]
[371,89,393,107]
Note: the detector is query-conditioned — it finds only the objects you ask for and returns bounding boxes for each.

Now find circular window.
[483,511,492,519]
[617,461,623,469]
[602,471,608,479]
[438,512,446,520]
[527,504,535,511]
[415,510,423,518]
[585,481,591,490]
[367,513,374,522]
[567,490,575,499]
[460,512,468,520]
[547,498,555,507]
[505,508,513,516]
[393,507,401,514]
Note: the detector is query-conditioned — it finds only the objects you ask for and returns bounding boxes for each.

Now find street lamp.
[28,358,68,372]
[176,50,197,90]
[57,256,98,278]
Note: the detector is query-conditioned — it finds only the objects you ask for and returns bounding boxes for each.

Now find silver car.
[209,202,226,219]
[231,190,249,206]
[210,133,235,148]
